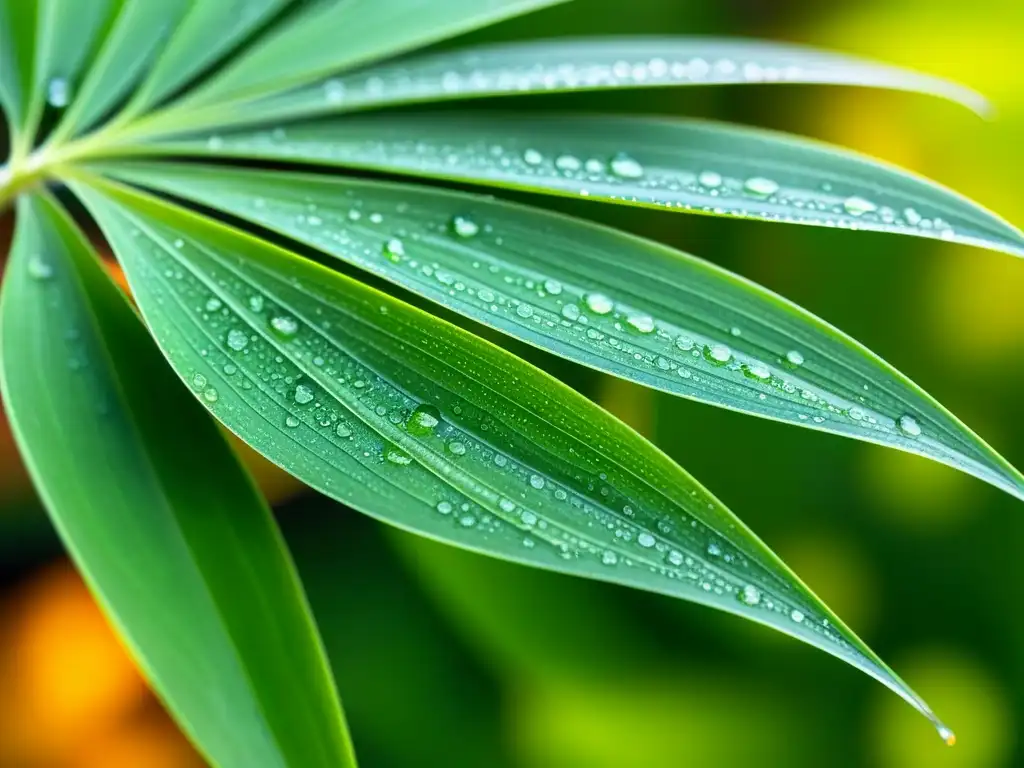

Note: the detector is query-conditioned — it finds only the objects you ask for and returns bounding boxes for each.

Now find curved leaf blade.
[73,172,954,741]
[0,192,356,768]
[95,161,1024,503]
[118,0,292,121]
[210,36,991,130]
[174,0,570,111]
[45,0,189,146]
[155,113,1024,259]
[0,0,39,152]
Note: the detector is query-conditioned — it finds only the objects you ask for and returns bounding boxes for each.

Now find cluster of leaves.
[1,0,1022,764]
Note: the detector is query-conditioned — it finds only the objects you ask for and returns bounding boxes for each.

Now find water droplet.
[27,253,53,280]
[698,170,723,188]
[609,152,644,179]
[516,303,535,318]
[738,584,762,606]
[707,542,722,557]
[939,726,956,746]
[790,609,805,623]
[436,501,453,515]
[459,514,477,527]
[407,404,441,436]
[602,551,619,566]
[323,78,345,103]
[285,416,301,428]
[555,154,582,172]
[449,214,479,238]
[336,423,353,438]
[743,363,771,381]
[904,207,922,226]
[785,349,805,367]
[269,315,299,338]
[294,384,315,404]
[226,329,249,351]
[667,550,684,566]
[637,532,656,548]
[843,196,877,217]
[675,336,694,351]
[626,313,655,334]
[561,303,580,321]
[585,293,614,315]
[385,446,413,466]
[248,295,264,313]
[529,474,545,490]
[46,77,70,108]
[499,498,517,513]
[704,343,732,365]
[523,148,544,166]
[520,510,538,526]
[543,279,563,295]
[383,237,405,261]
[191,373,208,390]
[897,414,922,437]
[447,440,467,456]
[202,388,219,403]
[205,297,222,312]
[743,177,779,197]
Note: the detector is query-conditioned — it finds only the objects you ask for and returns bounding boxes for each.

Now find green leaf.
[184,36,990,132]
[94,161,1024,503]
[0,192,356,768]
[116,0,292,123]
[170,0,570,113]
[44,0,190,146]
[152,113,1024,258]
[73,171,954,742]
[0,0,39,153]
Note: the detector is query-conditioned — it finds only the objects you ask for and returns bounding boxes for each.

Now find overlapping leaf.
[171,0,570,113]
[73,172,953,740]
[95,161,1024,502]
[0,191,356,768]
[199,36,992,130]
[153,113,1024,258]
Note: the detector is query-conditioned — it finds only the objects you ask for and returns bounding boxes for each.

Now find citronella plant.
[2,1,1022,765]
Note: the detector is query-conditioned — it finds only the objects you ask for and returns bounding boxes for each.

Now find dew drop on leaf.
[785,349,805,367]
[46,77,70,108]
[407,404,441,436]
[294,384,314,404]
[449,214,479,238]
[27,253,53,280]
[383,237,405,261]
[843,196,878,217]
[585,292,614,315]
[739,584,762,606]
[897,414,922,437]
[743,176,779,197]
[609,152,644,179]
[269,315,299,338]
[226,329,249,351]
[698,170,723,188]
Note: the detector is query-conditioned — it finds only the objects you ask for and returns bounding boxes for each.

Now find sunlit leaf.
[189,36,990,132]
[171,0,570,113]
[0,191,356,768]
[96,161,1024,502]
[73,172,954,741]
[151,113,1024,258]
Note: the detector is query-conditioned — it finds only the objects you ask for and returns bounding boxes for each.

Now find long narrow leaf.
[197,36,991,131]
[117,0,291,122]
[153,113,1024,258]
[44,0,189,146]
[0,192,356,768]
[73,172,954,741]
[0,0,39,153]
[95,161,1024,503]
[173,0,570,111]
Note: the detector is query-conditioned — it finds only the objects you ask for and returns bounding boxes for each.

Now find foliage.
[1,0,1021,764]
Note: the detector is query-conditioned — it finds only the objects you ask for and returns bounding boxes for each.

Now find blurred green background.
[2,0,1023,766]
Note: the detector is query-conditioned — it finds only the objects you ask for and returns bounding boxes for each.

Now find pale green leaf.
[171,0,570,113]
[73,172,953,741]
[196,36,990,132]
[44,0,190,146]
[95,160,1024,502]
[153,113,1024,258]
[0,191,356,768]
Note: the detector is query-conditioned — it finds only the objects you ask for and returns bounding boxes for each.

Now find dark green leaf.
[95,161,1024,502]
[0,0,39,154]
[73,172,953,741]
[0,191,356,768]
